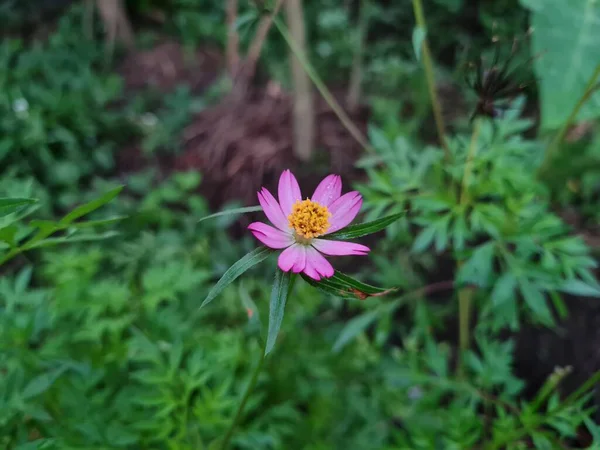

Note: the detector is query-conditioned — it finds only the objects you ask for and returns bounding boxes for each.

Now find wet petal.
[311,174,342,207]
[278,244,305,272]
[312,239,370,256]
[278,169,302,215]
[303,246,334,280]
[327,191,362,233]
[258,187,289,231]
[248,222,294,249]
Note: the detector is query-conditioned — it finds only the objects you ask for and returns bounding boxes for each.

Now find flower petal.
[327,191,363,233]
[278,169,302,215]
[303,246,335,280]
[291,245,307,273]
[278,244,306,272]
[311,174,342,207]
[258,188,290,232]
[312,239,370,256]
[248,222,294,249]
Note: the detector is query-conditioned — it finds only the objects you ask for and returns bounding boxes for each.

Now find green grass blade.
[198,206,262,223]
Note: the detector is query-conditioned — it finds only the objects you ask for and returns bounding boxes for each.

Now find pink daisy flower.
[248,170,370,281]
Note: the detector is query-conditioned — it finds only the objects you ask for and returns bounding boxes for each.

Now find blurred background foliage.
[1,0,600,449]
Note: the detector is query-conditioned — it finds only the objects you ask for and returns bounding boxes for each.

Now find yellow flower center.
[288,199,331,239]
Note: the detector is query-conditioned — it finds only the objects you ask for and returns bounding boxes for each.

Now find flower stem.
[456,119,480,375]
[411,0,450,161]
[220,342,266,450]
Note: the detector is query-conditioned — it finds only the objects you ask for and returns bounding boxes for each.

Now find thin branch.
[411,0,450,161]
[226,0,240,77]
[238,0,284,82]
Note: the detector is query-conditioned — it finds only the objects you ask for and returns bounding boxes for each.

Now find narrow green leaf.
[324,212,404,240]
[412,26,426,62]
[0,198,38,217]
[332,272,390,295]
[59,186,124,226]
[491,273,517,306]
[412,225,437,253]
[201,247,273,308]
[69,216,127,228]
[558,279,600,297]
[22,367,67,400]
[302,271,396,299]
[519,279,554,325]
[457,242,496,287]
[301,274,357,299]
[265,271,292,355]
[23,231,120,250]
[333,309,380,353]
[198,205,262,223]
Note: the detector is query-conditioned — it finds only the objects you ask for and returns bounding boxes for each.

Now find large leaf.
[198,205,262,223]
[520,0,600,129]
[201,247,273,308]
[265,271,293,355]
[324,212,404,240]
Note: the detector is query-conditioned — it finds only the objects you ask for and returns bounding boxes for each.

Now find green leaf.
[22,367,67,400]
[201,247,273,308]
[0,197,38,217]
[198,205,262,223]
[333,308,381,353]
[68,216,127,228]
[331,272,390,296]
[0,225,18,247]
[520,0,600,129]
[302,271,396,300]
[519,279,554,325]
[301,274,357,299]
[412,26,426,62]
[265,271,292,355]
[412,224,437,253]
[23,231,120,249]
[491,272,517,306]
[59,186,124,226]
[558,279,600,297]
[325,212,404,240]
[457,242,496,287]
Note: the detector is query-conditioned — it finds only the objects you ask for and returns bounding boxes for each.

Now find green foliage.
[0,11,135,209]
[359,103,599,331]
[520,0,600,129]
[2,1,600,449]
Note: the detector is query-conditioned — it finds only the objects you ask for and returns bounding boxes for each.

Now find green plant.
[0,9,135,208]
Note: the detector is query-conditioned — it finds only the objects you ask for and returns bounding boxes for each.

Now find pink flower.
[248,170,370,281]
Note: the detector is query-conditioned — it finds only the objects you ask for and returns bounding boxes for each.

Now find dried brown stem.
[226,0,240,76]
[239,0,284,82]
[285,0,314,161]
[95,0,135,57]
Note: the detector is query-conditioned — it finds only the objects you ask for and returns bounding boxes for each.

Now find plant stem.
[285,0,315,161]
[460,119,481,204]
[456,119,480,374]
[273,16,372,152]
[411,0,450,161]
[220,342,266,450]
[347,0,369,111]
[538,63,600,178]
